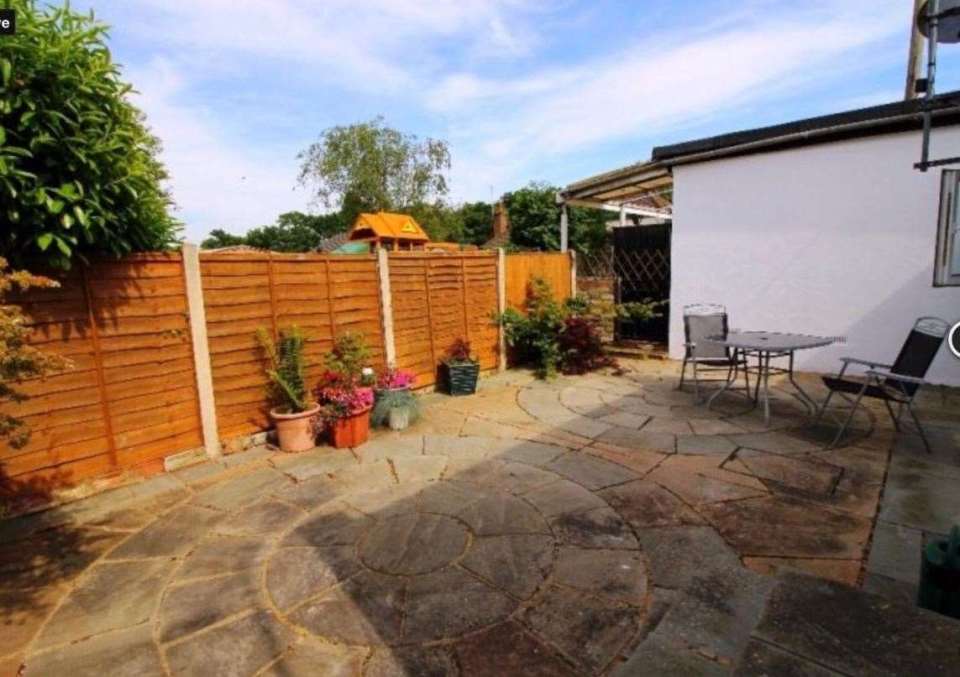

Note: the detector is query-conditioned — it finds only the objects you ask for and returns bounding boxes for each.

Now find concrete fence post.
[569,250,577,298]
[377,247,398,367]
[181,243,221,459]
[497,248,507,372]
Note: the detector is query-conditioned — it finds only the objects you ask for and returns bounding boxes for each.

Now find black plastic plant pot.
[442,360,479,396]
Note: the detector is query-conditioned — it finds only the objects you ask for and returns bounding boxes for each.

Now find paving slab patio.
[2,360,959,675]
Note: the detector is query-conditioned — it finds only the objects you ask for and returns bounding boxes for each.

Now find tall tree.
[459,201,493,245]
[504,182,607,254]
[201,229,246,249]
[297,117,451,224]
[0,0,179,268]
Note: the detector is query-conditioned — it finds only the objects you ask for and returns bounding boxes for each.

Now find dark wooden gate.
[612,224,671,343]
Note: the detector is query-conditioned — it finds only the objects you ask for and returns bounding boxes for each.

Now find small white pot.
[388,406,410,431]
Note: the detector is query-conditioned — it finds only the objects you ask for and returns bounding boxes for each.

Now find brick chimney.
[492,201,510,240]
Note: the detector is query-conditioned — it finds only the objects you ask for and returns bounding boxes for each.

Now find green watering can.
[918,525,960,619]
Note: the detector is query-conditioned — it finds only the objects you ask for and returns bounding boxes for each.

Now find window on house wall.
[935,169,960,286]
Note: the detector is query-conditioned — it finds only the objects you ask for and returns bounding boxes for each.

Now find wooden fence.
[505,252,574,311]
[1,247,574,489]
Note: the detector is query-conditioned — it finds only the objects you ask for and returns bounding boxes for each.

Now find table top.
[705,331,835,352]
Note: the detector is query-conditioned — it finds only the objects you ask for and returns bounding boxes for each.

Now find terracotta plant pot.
[328,406,372,448]
[270,403,321,453]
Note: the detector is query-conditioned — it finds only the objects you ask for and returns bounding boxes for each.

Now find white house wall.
[670,127,960,386]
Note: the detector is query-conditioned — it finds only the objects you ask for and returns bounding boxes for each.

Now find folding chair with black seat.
[677,303,750,402]
[814,317,950,452]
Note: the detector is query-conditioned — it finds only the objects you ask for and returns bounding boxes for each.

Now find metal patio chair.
[814,316,950,452]
[677,303,749,402]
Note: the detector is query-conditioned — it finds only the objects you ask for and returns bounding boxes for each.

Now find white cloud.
[126,57,311,242]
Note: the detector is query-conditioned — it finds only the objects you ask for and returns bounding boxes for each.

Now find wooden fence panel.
[200,252,385,440]
[389,252,499,387]
[505,252,572,311]
[1,253,204,488]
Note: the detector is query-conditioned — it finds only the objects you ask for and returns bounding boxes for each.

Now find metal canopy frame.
[557,163,673,251]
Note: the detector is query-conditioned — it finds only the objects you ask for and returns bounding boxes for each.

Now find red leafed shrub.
[559,316,614,375]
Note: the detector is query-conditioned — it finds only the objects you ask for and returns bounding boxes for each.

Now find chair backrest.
[885,317,950,396]
[683,303,729,360]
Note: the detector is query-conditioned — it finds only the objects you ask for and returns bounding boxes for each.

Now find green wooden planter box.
[441,360,479,396]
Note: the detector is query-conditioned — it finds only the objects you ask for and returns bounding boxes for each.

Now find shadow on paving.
[7,368,960,676]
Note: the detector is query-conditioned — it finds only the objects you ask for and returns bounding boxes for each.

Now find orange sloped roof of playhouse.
[349,212,430,242]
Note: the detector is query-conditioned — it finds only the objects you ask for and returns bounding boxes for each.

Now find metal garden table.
[704,331,836,425]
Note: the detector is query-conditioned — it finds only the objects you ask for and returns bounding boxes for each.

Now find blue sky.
[77,1,960,242]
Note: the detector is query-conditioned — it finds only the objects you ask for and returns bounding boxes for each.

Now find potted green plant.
[372,368,419,430]
[440,338,479,396]
[317,332,374,448]
[256,326,319,452]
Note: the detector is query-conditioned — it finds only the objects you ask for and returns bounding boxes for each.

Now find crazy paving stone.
[550,505,638,549]
[460,534,554,599]
[553,547,648,605]
[455,621,578,677]
[598,480,705,529]
[164,610,294,675]
[403,567,515,642]
[159,571,261,642]
[266,545,360,611]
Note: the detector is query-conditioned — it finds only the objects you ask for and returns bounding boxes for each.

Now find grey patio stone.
[170,459,226,487]
[676,434,738,457]
[612,635,731,677]
[735,640,842,676]
[862,572,919,607]
[417,480,487,514]
[403,567,515,642]
[177,533,269,580]
[365,646,458,677]
[553,547,647,605]
[597,427,676,453]
[215,499,303,536]
[493,440,568,466]
[107,504,224,559]
[271,447,357,481]
[522,478,610,517]
[461,534,554,598]
[266,545,360,611]
[220,445,274,468]
[282,502,373,547]
[634,526,741,590]
[725,431,819,456]
[457,492,550,536]
[550,505,638,549]
[880,471,960,534]
[262,638,365,677]
[649,567,775,665]
[158,571,261,642]
[360,513,468,575]
[889,453,960,481]
[36,558,173,649]
[27,624,163,677]
[391,454,448,483]
[752,572,960,676]
[455,621,578,676]
[354,434,424,462]
[866,520,923,584]
[342,483,422,519]
[288,570,405,645]
[599,411,651,429]
[546,452,639,490]
[599,480,705,529]
[641,416,696,434]
[269,474,342,510]
[730,448,843,497]
[164,610,293,675]
[524,585,640,673]
[191,467,289,511]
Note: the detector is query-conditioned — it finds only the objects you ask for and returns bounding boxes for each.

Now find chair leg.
[882,399,901,432]
[906,402,933,454]
[693,361,701,402]
[677,357,688,391]
[813,388,836,427]
[827,385,868,450]
[742,353,751,399]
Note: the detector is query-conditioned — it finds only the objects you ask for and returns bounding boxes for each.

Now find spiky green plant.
[256,326,309,413]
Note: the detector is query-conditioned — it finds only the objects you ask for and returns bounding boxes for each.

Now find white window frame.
[935,169,960,286]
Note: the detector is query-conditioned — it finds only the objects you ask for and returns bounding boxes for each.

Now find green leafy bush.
[257,326,310,413]
[616,299,667,324]
[371,388,420,428]
[0,0,179,267]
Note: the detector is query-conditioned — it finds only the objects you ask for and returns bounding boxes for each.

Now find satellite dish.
[918,0,960,43]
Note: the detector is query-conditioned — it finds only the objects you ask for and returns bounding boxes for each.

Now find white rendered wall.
[670,128,960,386]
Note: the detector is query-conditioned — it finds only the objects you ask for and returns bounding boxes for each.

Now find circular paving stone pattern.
[261,461,649,668]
